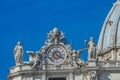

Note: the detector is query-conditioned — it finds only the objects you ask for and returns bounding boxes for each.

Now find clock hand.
[59,56,64,58]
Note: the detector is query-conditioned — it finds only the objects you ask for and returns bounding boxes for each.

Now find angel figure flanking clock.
[27,46,48,70]
[71,48,87,68]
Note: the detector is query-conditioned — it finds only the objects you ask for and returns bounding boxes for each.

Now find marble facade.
[8,0,120,80]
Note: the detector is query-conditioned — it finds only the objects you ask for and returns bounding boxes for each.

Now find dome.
[97,0,120,55]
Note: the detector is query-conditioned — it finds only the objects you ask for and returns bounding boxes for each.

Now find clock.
[47,45,67,64]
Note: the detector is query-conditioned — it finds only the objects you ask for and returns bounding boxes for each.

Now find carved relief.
[22,28,86,70]
[45,27,66,45]
[13,28,90,72]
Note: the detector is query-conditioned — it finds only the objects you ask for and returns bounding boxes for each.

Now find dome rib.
[116,17,120,46]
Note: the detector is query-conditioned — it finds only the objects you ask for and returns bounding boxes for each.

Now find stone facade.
[8,0,120,80]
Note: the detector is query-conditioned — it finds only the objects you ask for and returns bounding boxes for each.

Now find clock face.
[47,45,67,64]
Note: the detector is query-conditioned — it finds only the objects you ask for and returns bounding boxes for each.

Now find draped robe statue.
[85,37,96,60]
[14,41,24,65]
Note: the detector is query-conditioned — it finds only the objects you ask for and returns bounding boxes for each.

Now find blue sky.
[0,0,116,79]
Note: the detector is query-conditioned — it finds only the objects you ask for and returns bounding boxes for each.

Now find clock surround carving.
[24,27,87,70]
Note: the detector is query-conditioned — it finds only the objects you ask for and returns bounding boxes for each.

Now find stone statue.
[71,50,78,68]
[65,45,72,64]
[26,51,41,69]
[32,51,41,69]
[26,51,35,64]
[14,41,24,66]
[85,37,96,60]
[39,46,47,64]
[75,50,83,68]
[76,48,87,67]
[32,46,47,70]
[72,48,87,68]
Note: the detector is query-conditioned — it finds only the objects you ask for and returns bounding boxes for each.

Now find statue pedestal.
[88,60,96,67]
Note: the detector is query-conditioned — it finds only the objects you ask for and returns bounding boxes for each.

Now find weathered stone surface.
[8,1,120,80]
